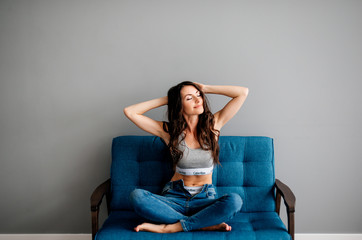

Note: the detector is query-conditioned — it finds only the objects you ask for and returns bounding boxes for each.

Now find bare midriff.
[170,172,212,187]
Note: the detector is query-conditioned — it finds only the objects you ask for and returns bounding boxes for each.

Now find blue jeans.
[129,179,243,232]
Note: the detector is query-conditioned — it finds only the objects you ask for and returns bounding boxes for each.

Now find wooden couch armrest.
[275,179,296,240]
[90,178,111,240]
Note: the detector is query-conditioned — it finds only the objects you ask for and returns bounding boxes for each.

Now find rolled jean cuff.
[180,219,190,232]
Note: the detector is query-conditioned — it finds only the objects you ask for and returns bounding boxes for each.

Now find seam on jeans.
[180,219,189,232]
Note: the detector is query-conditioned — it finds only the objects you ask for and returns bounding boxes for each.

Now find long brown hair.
[163,81,220,167]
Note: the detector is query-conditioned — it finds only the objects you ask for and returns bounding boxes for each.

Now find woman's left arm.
[196,83,249,131]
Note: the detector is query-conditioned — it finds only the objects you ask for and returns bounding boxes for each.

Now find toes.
[134,223,144,232]
[224,223,231,231]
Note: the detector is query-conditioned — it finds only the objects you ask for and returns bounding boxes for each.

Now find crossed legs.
[134,221,232,233]
[129,189,242,233]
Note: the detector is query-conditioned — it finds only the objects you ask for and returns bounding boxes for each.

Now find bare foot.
[200,222,232,231]
[134,222,183,233]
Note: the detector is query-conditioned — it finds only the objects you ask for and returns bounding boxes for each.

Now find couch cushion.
[110,136,173,211]
[215,136,276,212]
[95,210,291,240]
[110,136,275,212]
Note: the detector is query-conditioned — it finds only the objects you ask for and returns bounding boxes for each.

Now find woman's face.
[180,85,204,116]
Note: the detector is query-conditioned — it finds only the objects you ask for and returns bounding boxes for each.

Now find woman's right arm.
[123,96,170,144]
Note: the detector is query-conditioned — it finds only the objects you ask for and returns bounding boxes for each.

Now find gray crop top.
[175,134,214,176]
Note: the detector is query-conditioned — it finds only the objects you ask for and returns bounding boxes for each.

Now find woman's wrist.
[160,96,168,106]
[194,82,207,93]
[201,84,209,93]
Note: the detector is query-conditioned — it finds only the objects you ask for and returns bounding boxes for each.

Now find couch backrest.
[110,136,276,213]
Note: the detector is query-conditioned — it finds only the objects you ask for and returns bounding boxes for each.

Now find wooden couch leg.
[288,211,295,240]
[91,210,99,240]
[275,190,281,215]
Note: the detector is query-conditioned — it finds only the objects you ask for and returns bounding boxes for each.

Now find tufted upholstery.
[96,136,291,240]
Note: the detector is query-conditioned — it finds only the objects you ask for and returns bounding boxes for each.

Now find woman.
[124,81,249,233]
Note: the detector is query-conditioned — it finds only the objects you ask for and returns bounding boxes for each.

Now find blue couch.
[91,136,295,240]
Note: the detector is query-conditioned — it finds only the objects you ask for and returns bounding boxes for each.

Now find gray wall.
[1,0,361,234]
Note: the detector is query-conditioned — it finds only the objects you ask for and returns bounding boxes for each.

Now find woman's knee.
[129,189,149,207]
[225,193,243,212]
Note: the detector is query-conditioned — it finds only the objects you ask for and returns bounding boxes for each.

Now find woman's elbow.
[239,87,249,96]
[123,106,133,118]
[243,87,249,96]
